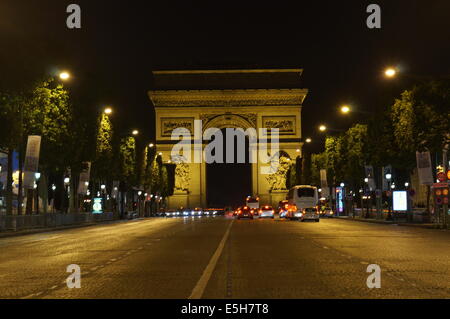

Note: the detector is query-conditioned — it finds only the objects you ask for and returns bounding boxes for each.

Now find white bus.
[286,185,320,221]
[245,196,260,210]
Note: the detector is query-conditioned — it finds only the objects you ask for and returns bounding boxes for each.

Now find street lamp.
[104,107,113,115]
[59,71,70,81]
[384,67,397,78]
[385,173,393,220]
[319,125,327,132]
[340,105,350,114]
[34,173,41,214]
[149,143,154,148]
[305,138,312,143]
[132,130,139,136]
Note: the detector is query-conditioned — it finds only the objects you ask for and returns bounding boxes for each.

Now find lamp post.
[385,173,393,220]
[35,173,41,214]
[64,177,70,214]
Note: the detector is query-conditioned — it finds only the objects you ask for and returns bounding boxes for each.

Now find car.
[165,209,180,217]
[233,207,242,217]
[301,207,320,222]
[203,208,223,216]
[320,207,334,218]
[191,207,203,217]
[278,200,289,218]
[285,205,304,220]
[258,205,275,219]
[236,206,253,219]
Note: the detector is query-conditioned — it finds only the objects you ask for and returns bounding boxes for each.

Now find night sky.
[2,0,450,144]
[1,1,449,203]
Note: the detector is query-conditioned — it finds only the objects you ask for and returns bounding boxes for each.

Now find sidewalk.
[335,215,441,229]
[0,215,147,239]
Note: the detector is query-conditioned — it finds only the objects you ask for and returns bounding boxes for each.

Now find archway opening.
[206,128,252,208]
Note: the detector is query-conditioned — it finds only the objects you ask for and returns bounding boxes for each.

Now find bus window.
[297,188,315,198]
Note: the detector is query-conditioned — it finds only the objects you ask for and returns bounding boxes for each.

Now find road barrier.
[0,212,115,232]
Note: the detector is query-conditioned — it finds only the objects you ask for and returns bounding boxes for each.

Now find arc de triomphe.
[148,69,308,209]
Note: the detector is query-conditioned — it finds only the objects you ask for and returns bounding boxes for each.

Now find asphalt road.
[0,216,449,299]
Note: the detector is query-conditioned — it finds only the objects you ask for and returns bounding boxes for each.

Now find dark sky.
[1,0,450,149]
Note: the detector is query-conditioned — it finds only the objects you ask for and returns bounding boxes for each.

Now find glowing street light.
[340,105,350,114]
[104,107,113,115]
[132,130,139,136]
[319,125,327,132]
[384,67,397,78]
[59,71,70,81]
[305,138,312,143]
[149,143,154,148]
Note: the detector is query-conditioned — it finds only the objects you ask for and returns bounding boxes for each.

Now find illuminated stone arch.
[148,69,308,208]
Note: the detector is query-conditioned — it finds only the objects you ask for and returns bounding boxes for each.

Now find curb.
[0,218,145,239]
[334,216,439,229]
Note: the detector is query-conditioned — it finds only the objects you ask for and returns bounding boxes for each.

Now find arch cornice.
[149,89,308,107]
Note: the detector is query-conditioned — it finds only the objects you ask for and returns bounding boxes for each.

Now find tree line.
[287,79,450,212]
[0,78,174,216]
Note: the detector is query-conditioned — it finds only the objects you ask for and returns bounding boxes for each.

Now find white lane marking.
[110,258,117,262]
[323,246,329,249]
[189,220,234,299]
[50,285,58,290]
[360,261,369,265]
[21,293,36,299]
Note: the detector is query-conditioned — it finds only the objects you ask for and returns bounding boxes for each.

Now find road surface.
[0,216,449,298]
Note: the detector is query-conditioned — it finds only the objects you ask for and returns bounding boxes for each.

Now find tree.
[149,154,162,194]
[119,136,137,186]
[324,135,346,185]
[391,80,450,215]
[311,152,327,187]
[0,93,22,215]
[92,113,114,183]
[343,124,368,189]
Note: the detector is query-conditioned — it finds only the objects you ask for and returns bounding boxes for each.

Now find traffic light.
[434,185,449,206]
